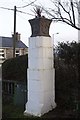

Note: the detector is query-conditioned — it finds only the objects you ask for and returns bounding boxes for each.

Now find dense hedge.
[55,63,78,110]
[2,55,28,81]
[55,41,79,111]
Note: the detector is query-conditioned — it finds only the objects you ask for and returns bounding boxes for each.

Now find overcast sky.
[0,0,78,46]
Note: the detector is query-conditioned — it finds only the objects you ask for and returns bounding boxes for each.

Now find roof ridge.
[0,36,28,48]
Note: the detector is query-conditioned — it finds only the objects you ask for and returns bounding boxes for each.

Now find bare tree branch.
[71,0,76,25]
[58,1,73,24]
[42,0,80,30]
[31,0,80,30]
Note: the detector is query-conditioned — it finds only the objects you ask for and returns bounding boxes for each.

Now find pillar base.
[24,102,57,117]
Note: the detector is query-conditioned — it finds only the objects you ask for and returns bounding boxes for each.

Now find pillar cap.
[29,17,52,37]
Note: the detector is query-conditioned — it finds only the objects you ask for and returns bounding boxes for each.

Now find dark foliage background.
[2,54,28,81]
[55,41,80,111]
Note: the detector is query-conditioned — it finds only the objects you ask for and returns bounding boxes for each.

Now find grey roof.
[0,36,27,48]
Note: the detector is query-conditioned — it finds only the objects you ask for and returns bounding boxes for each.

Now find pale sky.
[0,0,78,46]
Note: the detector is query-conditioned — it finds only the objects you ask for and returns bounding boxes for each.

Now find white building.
[0,33,28,66]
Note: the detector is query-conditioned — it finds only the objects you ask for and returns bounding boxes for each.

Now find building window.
[2,54,4,57]
[0,49,4,59]
[15,50,19,57]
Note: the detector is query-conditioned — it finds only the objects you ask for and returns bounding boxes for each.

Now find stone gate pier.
[24,15,56,117]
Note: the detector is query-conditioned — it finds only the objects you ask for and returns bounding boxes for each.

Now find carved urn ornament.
[29,7,52,37]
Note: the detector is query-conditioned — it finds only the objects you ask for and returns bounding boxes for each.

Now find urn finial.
[29,8,52,37]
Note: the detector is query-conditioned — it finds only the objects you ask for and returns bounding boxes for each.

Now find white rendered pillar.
[24,17,56,117]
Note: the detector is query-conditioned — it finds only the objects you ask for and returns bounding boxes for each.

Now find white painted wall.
[24,36,56,117]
